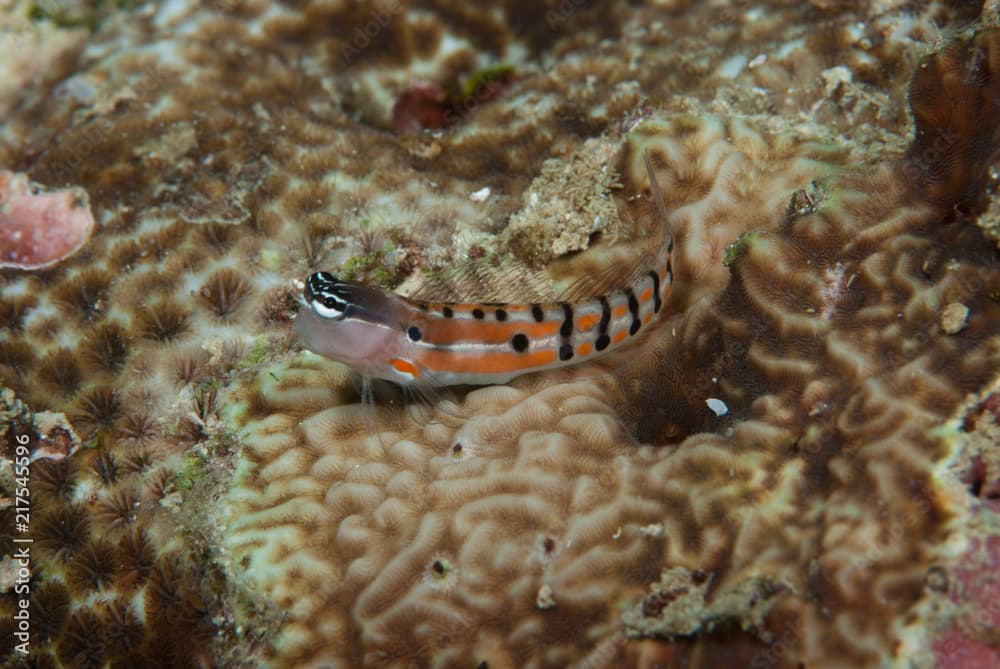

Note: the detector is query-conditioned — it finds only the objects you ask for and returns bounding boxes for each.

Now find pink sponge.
[934,531,1000,669]
[0,170,95,270]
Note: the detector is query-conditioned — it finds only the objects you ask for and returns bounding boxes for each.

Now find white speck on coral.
[940,302,969,335]
[706,398,729,416]
[718,54,748,79]
[748,54,767,69]
[639,523,664,538]
[775,38,804,59]
[820,261,847,320]
[845,22,866,45]
[536,585,556,609]
[821,66,854,97]
[470,187,490,202]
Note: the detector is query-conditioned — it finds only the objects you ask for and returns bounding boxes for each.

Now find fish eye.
[308,293,345,320]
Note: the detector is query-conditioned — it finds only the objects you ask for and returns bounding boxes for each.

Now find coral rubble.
[0,1,998,668]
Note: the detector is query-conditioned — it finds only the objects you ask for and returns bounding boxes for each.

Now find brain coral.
[0,1,998,668]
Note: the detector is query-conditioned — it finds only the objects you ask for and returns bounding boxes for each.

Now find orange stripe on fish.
[420,348,558,376]
[414,315,560,346]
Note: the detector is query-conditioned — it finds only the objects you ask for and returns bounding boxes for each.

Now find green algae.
[723,231,759,267]
[174,451,209,492]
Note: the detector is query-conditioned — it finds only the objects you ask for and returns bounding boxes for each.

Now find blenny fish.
[294,153,673,389]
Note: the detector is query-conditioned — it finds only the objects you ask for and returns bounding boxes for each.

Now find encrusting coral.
[0,0,998,668]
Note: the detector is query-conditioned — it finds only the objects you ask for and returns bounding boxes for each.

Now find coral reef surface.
[0,1,998,668]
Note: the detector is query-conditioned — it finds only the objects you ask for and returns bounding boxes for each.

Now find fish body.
[294,151,673,388]
[294,237,672,387]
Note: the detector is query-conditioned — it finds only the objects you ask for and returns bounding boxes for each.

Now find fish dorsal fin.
[405,151,670,306]
[554,241,658,302]
[644,149,672,240]
[404,254,557,304]
[555,150,672,302]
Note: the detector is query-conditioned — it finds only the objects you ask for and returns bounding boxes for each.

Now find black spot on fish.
[649,270,662,313]
[472,307,485,319]
[495,308,508,321]
[559,343,573,361]
[511,333,529,352]
[597,296,611,336]
[531,303,544,322]
[442,306,454,318]
[595,334,610,351]
[560,303,573,338]
[625,287,640,335]
[407,325,422,342]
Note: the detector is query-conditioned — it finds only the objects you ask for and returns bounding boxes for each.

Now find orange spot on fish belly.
[577,341,593,357]
[390,357,421,378]
[640,287,652,302]
[612,330,627,344]
[613,305,628,319]
[576,313,600,331]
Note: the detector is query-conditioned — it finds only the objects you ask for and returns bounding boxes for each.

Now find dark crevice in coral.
[904,30,1000,216]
